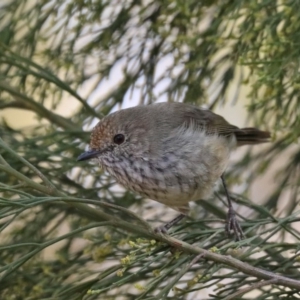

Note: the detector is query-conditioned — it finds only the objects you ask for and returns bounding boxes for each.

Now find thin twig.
[157,253,205,298]
[223,278,278,300]
[157,234,300,290]
[0,137,57,193]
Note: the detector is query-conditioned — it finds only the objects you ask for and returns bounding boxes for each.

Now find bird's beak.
[77,150,101,161]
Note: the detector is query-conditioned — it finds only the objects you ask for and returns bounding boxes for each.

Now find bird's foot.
[225,207,244,241]
[154,224,168,234]
[154,214,186,234]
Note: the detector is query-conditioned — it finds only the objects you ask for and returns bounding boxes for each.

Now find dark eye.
[113,134,125,145]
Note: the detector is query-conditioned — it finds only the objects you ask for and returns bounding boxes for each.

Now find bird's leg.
[154,214,186,234]
[221,175,244,240]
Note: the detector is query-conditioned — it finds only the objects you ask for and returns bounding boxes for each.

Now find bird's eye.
[113,134,125,145]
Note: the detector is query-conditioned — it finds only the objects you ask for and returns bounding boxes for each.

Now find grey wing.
[179,105,239,137]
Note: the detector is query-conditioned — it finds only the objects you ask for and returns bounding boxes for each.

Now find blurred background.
[0,1,299,299]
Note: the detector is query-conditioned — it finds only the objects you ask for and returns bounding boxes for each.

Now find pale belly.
[101,133,234,214]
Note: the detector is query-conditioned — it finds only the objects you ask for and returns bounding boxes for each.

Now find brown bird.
[78,102,270,239]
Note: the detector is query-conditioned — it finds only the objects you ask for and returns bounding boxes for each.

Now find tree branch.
[1,139,300,292]
[223,278,278,300]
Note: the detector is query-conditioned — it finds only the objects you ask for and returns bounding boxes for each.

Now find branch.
[223,278,278,300]
[1,139,300,292]
[0,81,75,130]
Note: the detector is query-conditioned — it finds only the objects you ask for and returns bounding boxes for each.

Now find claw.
[225,207,245,241]
[154,225,168,234]
[154,214,185,234]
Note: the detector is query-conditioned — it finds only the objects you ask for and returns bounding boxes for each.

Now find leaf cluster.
[0,0,300,299]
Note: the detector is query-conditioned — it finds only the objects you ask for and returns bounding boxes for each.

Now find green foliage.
[0,0,300,299]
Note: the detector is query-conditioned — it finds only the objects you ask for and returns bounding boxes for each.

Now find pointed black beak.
[77,150,101,161]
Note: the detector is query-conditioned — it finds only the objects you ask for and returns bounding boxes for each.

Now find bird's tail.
[234,127,271,146]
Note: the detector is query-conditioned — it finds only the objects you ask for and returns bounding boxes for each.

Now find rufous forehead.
[90,119,115,149]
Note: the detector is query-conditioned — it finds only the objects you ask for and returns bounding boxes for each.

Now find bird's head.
[77,108,152,162]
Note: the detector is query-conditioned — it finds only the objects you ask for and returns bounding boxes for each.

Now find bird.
[78,102,270,239]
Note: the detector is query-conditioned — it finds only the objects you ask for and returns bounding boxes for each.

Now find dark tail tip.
[235,127,271,146]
